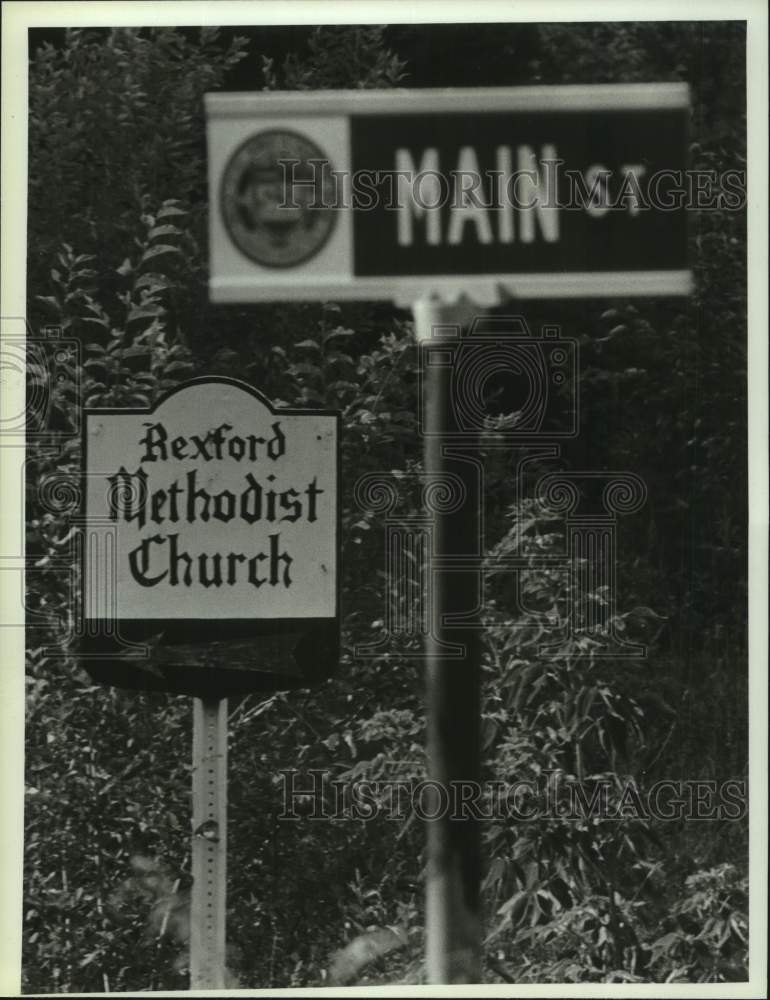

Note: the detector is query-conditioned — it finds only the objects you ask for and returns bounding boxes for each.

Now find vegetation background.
[23,21,747,990]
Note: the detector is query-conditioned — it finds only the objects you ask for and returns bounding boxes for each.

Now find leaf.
[148,224,185,241]
[512,664,539,712]
[35,296,61,313]
[289,363,321,378]
[327,380,359,394]
[524,861,539,889]
[134,273,171,293]
[127,306,164,324]
[650,931,682,960]
[483,857,506,891]
[577,686,596,721]
[156,205,188,220]
[482,717,498,751]
[140,244,183,265]
[323,326,354,344]
[327,352,356,367]
[498,889,528,921]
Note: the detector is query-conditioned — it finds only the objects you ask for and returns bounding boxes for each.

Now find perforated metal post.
[190,697,228,989]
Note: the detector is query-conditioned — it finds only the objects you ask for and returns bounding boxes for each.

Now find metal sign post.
[414,295,483,984]
[190,697,228,990]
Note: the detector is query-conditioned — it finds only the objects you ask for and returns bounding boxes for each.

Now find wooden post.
[190,696,228,989]
[413,296,482,984]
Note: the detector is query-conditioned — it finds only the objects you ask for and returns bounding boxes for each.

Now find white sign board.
[84,379,337,625]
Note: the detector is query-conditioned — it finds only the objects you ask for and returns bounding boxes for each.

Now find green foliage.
[28,28,246,289]
[647,864,748,982]
[262,25,407,90]
[23,21,747,992]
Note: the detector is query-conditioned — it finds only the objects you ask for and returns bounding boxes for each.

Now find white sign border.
[82,375,341,628]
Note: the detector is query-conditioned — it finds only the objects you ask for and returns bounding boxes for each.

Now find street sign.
[81,377,339,695]
[206,84,691,304]
[203,83,695,987]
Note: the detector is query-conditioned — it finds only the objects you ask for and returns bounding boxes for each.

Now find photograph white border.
[1,3,766,997]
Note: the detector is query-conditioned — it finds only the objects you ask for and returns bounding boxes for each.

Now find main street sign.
[81,378,339,696]
[206,85,691,304]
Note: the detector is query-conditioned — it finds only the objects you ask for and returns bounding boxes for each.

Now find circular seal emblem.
[220,129,337,268]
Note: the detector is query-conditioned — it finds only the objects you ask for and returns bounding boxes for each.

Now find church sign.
[81,377,339,695]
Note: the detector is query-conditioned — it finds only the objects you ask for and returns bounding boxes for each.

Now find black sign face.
[206,86,692,301]
[349,108,688,277]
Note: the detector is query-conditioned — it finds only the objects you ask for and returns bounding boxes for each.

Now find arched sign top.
[85,374,334,418]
